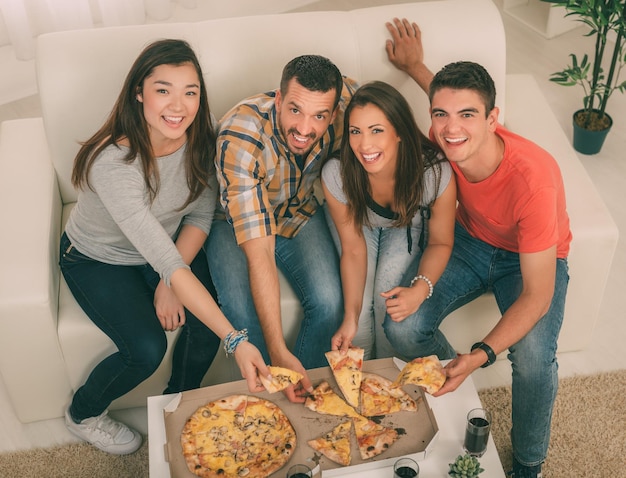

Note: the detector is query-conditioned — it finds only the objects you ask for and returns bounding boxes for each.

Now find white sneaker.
[65,408,142,455]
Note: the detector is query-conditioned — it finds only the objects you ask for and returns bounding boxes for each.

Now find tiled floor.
[0,0,624,453]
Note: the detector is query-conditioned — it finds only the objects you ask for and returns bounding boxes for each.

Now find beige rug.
[0,440,149,478]
[1,370,624,477]
[479,369,626,478]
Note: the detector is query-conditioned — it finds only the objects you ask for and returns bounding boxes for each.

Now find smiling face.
[275,78,337,156]
[348,103,401,177]
[136,62,200,156]
[430,87,499,168]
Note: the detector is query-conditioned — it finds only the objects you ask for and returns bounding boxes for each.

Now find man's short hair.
[429,61,496,116]
[280,55,343,110]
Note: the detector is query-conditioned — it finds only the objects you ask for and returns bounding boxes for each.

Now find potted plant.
[448,454,484,477]
[542,0,626,154]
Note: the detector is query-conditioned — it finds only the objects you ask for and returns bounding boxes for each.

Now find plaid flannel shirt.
[215,77,358,244]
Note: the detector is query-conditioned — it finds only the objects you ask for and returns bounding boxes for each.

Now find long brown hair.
[71,39,216,208]
[340,81,444,228]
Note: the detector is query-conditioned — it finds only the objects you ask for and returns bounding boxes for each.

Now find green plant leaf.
[541,0,626,113]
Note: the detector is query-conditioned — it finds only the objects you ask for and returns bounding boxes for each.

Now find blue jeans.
[59,232,220,421]
[205,208,343,369]
[385,223,569,467]
[324,203,423,360]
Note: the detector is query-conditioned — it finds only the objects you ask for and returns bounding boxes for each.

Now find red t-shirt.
[450,124,571,258]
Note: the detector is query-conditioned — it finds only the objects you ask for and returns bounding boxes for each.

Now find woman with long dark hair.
[60,39,267,454]
[322,81,456,359]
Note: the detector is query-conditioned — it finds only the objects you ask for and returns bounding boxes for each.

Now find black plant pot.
[572,109,613,155]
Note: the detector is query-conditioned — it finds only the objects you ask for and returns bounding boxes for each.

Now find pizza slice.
[360,372,418,416]
[392,354,447,395]
[259,366,303,393]
[304,381,363,419]
[352,417,398,460]
[307,420,352,466]
[325,347,364,408]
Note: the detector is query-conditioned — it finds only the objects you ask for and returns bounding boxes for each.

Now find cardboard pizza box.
[162,357,439,477]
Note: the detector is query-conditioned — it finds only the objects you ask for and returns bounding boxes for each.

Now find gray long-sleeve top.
[322,157,452,228]
[65,143,217,285]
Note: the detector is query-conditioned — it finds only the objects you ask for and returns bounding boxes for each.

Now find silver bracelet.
[410,274,433,299]
[223,329,249,356]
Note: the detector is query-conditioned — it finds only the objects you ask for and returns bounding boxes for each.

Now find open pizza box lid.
[163,357,439,477]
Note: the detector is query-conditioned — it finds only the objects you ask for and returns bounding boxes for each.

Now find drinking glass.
[286,464,313,478]
[463,408,491,457]
[393,457,419,477]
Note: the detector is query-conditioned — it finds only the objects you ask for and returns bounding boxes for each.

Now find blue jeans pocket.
[59,232,94,267]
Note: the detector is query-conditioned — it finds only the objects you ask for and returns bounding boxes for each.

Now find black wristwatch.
[471,341,496,368]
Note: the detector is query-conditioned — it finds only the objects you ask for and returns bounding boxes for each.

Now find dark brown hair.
[71,39,216,208]
[429,61,496,116]
[280,55,343,110]
[340,81,443,228]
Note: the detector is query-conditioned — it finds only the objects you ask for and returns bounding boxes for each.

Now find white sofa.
[0,0,618,423]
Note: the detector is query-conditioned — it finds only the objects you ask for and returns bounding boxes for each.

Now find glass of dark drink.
[463,408,492,457]
[393,457,419,477]
[286,464,312,478]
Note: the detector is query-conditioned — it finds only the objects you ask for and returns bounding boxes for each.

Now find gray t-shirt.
[321,157,452,229]
[65,143,217,285]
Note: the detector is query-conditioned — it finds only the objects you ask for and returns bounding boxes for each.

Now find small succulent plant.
[448,454,485,477]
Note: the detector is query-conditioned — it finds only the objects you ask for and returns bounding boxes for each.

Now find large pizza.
[180,394,296,478]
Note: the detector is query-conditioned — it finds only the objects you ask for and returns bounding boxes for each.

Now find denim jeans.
[324,203,424,360]
[205,208,343,369]
[59,232,220,421]
[384,222,569,467]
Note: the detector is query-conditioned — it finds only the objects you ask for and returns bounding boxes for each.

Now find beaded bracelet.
[223,328,249,356]
[410,274,433,299]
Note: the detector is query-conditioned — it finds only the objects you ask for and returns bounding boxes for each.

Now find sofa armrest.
[504,74,619,351]
[0,118,73,422]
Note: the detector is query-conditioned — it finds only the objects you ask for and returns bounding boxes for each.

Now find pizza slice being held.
[259,366,303,393]
[392,354,447,395]
[352,417,398,460]
[307,420,352,466]
[360,372,418,417]
[325,347,364,408]
[304,381,363,419]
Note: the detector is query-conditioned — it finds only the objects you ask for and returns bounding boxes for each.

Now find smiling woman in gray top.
[59,39,267,456]
[322,81,456,360]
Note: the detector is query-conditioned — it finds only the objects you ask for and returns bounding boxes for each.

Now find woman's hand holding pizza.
[233,340,270,393]
[331,316,359,352]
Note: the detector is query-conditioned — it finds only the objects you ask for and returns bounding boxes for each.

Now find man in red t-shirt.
[383,19,571,478]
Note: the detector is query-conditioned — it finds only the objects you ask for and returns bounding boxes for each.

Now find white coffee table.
[147,366,505,477]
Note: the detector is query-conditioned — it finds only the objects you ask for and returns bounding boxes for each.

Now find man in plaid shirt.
[205,55,358,402]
